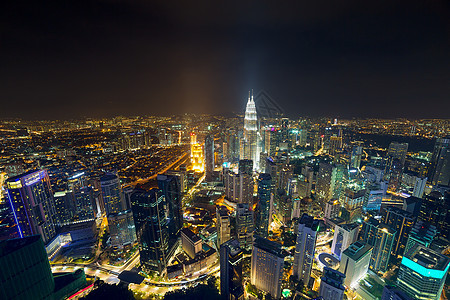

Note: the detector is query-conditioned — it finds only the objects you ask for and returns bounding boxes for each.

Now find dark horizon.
[1,0,450,120]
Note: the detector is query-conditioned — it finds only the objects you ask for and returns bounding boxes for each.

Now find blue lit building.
[6,170,56,244]
[397,244,450,300]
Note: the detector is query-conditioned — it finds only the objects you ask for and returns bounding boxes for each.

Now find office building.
[293,214,319,283]
[255,173,272,238]
[205,134,215,181]
[107,210,136,249]
[100,173,125,215]
[360,218,396,272]
[404,220,436,255]
[217,205,231,246]
[381,286,412,300]
[243,92,258,169]
[220,239,244,300]
[324,199,341,221]
[239,159,253,176]
[251,236,284,299]
[181,228,202,259]
[319,267,345,300]
[130,188,171,274]
[339,241,372,288]
[316,163,345,203]
[53,190,75,226]
[429,137,450,186]
[412,176,427,198]
[384,142,408,191]
[0,235,54,299]
[350,143,363,169]
[383,206,415,256]
[331,222,360,258]
[190,132,204,173]
[235,203,253,250]
[6,170,56,244]
[0,235,87,300]
[74,187,95,222]
[157,174,183,240]
[397,244,450,300]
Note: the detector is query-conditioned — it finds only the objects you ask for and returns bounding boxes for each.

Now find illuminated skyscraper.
[397,244,450,300]
[205,134,214,181]
[350,142,363,169]
[251,236,284,299]
[236,203,254,250]
[100,173,125,215]
[220,239,244,300]
[293,213,319,284]
[130,188,171,274]
[319,267,346,300]
[6,170,56,244]
[384,142,408,191]
[255,173,272,238]
[429,137,450,186]
[190,133,204,173]
[243,91,258,170]
[217,205,231,247]
[360,217,396,272]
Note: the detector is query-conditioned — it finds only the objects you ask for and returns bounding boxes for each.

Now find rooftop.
[0,235,42,257]
[342,241,373,261]
[181,228,201,243]
[403,244,450,272]
[253,235,283,258]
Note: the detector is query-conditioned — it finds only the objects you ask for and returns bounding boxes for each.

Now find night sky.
[1,0,449,119]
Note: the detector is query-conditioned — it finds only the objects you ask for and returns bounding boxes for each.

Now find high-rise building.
[0,235,55,299]
[255,173,272,238]
[74,187,95,222]
[331,222,360,258]
[360,217,396,272]
[363,184,385,212]
[383,207,415,256]
[419,192,449,238]
[293,214,319,284]
[235,203,254,250]
[217,205,231,247]
[205,134,215,182]
[130,188,171,274]
[0,235,87,300]
[251,236,284,299]
[412,176,427,198]
[157,174,183,241]
[324,199,341,221]
[350,142,363,169]
[53,190,75,226]
[381,286,412,300]
[316,163,345,203]
[239,159,253,176]
[243,92,258,169]
[108,210,136,249]
[397,244,450,300]
[319,267,346,300]
[181,228,202,259]
[190,132,204,173]
[220,239,244,300]
[339,241,373,288]
[6,170,56,244]
[384,142,408,191]
[429,137,450,187]
[404,220,436,255]
[100,173,125,215]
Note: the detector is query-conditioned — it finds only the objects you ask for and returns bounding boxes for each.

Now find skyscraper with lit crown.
[243,91,258,170]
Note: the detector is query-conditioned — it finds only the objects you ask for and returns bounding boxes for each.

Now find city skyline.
[1,1,450,119]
